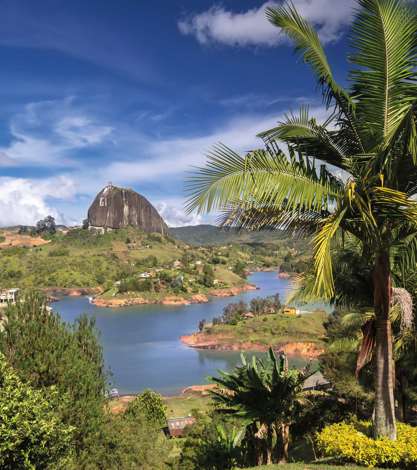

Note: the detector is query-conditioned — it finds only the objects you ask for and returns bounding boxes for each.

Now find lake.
[54,272,312,395]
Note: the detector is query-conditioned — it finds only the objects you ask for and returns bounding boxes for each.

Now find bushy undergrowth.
[317,421,417,468]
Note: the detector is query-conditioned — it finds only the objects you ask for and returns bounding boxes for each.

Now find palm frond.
[266,3,364,152]
[258,107,350,169]
[313,206,348,298]
[351,0,417,145]
[185,144,342,216]
[217,199,327,236]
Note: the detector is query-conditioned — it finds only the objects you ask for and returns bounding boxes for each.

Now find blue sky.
[0,0,356,227]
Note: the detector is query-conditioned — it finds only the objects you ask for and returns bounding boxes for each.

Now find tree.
[36,215,56,235]
[186,0,417,439]
[211,349,310,464]
[199,319,206,332]
[83,413,171,470]
[125,389,167,429]
[0,293,106,459]
[233,260,247,278]
[0,354,74,469]
[202,264,215,287]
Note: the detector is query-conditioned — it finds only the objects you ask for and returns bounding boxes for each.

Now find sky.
[0,0,357,227]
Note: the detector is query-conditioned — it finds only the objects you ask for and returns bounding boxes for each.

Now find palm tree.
[186,0,417,439]
[211,349,311,464]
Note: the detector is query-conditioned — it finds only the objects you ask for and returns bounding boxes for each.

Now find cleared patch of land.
[0,230,50,249]
[108,393,212,418]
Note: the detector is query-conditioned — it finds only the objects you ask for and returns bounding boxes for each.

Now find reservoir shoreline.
[53,272,311,395]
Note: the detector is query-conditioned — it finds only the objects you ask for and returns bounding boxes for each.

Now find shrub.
[317,421,417,468]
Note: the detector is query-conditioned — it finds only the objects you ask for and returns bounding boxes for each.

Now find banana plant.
[186,0,417,440]
[210,349,313,464]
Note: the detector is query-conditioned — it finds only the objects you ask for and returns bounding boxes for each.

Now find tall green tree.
[0,293,107,459]
[0,354,74,469]
[186,0,417,440]
[211,349,310,464]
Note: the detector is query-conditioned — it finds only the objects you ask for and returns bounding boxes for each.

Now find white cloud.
[102,106,329,184]
[0,98,113,167]
[178,0,355,47]
[156,201,203,227]
[55,116,112,147]
[0,176,77,227]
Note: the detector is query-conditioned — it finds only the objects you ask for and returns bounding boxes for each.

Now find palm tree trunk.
[280,424,290,463]
[373,251,396,439]
[265,425,273,465]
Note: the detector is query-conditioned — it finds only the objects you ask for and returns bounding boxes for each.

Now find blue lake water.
[54,272,317,395]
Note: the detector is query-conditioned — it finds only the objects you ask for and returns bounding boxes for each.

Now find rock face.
[87,184,168,234]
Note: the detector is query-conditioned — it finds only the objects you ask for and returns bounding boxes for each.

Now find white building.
[0,288,20,305]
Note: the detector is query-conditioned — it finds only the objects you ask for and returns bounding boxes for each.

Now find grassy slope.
[202,311,327,347]
[164,395,212,418]
[170,225,290,245]
[107,394,211,418]
[0,228,251,293]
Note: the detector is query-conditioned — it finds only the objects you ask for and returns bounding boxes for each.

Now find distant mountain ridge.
[170,224,287,246]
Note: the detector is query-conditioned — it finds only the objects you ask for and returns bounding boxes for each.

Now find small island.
[181,295,327,358]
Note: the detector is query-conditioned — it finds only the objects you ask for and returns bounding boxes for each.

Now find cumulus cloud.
[0,98,113,167]
[156,200,203,227]
[0,176,77,227]
[178,0,355,47]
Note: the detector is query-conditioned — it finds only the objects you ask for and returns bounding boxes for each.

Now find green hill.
[170,224,290,246]
[0,226,311,303]
[0,228,258,298]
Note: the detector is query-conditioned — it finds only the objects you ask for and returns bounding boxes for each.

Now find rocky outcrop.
[44,287,101,298]
[91,293,210,308]
[182,384,217,395]
[92,297,149,307]
[209,284,257,297]
[89,286,256,308]
[87,184,168,234]
[180,333,324,358]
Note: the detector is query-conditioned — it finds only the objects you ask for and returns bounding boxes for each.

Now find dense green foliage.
[0,293,106,457]
[210,349,311,465]
[0,294,173,469]
[79,412,171,470]
[212,295,282,326]
[317,421,417,468]
[0,354,74,469]
[0,227,302,296]
[125,389,167,428]
[177,412,245,470]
